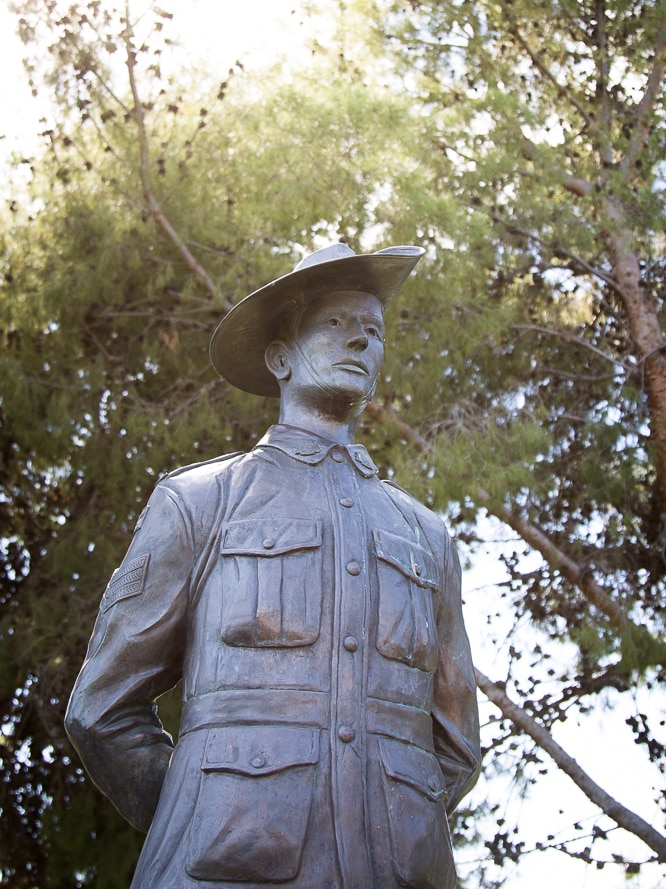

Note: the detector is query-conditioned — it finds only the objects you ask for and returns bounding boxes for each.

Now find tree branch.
[366,399,432,453]
[490,212,626,299]
[479,496,666,667]
[475,668,666,862]
[122,6,224,306]
[476,491,630,635]
[593,0,615,168]
[512,324,631,372]
[518,136,593,197]
[562,176,593,197]
[505,20,594,130]
[484,496,666,667]
[620,22,666,178]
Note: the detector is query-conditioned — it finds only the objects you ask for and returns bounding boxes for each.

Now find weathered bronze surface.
[66,243,481,889]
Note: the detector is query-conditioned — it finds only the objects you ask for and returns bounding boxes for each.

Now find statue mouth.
[334,360,370,375]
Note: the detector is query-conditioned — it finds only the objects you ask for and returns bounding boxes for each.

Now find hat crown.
[210,243,425,397]
[293,242,356,272]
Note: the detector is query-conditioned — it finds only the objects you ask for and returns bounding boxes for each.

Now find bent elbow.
[64,687,100,755]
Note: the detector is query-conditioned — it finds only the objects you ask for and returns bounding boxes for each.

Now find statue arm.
[65,483,192,832]
[431,529,482,814]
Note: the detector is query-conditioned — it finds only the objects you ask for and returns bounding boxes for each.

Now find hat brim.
[210,247,425,397]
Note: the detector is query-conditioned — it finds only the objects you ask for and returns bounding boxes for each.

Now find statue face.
[284,291,385,406]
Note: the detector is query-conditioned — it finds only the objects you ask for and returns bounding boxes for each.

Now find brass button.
[331,450,345,463]
[339,497,354,508]
[262,538,276,549]
[338,726,355,743]
[251,755,267,769]
[346,561,361,576]
[343,635,359,652]
[427,776,440,793]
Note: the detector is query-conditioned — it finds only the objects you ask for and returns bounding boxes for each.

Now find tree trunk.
[604,195,666,515]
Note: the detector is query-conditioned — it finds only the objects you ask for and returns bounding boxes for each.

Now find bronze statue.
[66,243,481,888]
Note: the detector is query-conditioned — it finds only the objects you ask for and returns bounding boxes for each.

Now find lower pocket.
[379,737,455,889]
[186,725,319,883]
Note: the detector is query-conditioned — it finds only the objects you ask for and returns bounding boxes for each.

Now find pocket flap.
[373,530,438,590]
[221,519,322,557]
[202,725,320,776]
[378,737,447,802]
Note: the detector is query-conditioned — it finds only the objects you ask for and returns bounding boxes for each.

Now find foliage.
[346,0,666,879]
[0,3,435,885]
[1,0,665,885]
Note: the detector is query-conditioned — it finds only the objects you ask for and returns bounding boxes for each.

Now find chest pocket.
[373,529,439,673]
[220,518,323,647]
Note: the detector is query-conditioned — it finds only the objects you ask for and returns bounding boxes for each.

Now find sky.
[1,2,664,887]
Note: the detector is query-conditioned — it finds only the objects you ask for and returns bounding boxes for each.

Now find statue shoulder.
[161,451,244,481]
[381,479,459,570]
[381,478,442,528]
[156,451,245,497]
[121,452,246,547]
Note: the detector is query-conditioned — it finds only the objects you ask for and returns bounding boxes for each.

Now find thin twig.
[490,212,626,298]
[512,324,631,371]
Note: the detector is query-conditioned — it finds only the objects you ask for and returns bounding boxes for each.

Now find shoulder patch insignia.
[101,553,150,612]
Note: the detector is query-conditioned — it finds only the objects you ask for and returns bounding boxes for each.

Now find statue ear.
[265,341,292,382]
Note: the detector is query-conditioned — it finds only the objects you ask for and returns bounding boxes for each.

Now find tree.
[331,0,666,881]
[0,2,443,884]
[2,0,666,885]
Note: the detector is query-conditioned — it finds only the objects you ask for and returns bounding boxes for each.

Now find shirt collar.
[254,425,379,478]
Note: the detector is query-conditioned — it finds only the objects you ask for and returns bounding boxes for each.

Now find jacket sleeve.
[65,481,193,832]
[431,526,482,814]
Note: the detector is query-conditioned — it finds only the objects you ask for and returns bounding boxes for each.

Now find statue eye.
[326,318,341,327]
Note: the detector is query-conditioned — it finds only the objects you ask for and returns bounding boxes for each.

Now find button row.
[331,445,359,752]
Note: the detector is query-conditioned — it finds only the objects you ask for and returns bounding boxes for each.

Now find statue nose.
[348,330,369,350]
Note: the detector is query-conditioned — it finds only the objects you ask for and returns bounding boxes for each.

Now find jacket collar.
[255,425,379,478]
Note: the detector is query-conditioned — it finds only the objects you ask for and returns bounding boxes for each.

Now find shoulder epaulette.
[159,451,244,482]
[381,478,413,498]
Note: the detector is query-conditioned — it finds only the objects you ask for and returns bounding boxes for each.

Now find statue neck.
[277,399,362,446]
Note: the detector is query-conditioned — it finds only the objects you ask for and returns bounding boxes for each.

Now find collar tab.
[256,425,379,477]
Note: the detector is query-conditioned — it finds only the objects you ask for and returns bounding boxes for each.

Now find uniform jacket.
[66,424,481,889]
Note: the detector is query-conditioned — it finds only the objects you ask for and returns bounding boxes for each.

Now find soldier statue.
[66,242,481,889]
